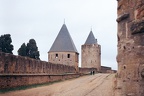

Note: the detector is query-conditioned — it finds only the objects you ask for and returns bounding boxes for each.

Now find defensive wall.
[101,66,112,73]
[0,52,96,89]
[115,0,144,96]
[0,52,76,74]
[79,68,97,74]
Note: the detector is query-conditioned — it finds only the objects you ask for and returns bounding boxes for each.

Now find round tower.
[81,31,101,71]
[48,24,79,71]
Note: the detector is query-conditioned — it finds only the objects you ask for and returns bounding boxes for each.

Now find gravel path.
[0,73,115,96]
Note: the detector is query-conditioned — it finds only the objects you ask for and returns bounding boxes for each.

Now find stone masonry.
[0,52,76,75]
[48,52,78,71]
[82,44,101,71]
[115,0,144,96]
[0,52,96,89]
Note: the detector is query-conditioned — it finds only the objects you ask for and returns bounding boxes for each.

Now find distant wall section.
[79,68,97,74]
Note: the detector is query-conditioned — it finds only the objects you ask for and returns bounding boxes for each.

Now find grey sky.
[0,0,117,70]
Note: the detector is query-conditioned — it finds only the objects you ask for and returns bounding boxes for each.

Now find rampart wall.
[0,52,96,89]
[0,52,76,74]
[79,68,97,74]
[0,52,78,89]
[101,66,112,73]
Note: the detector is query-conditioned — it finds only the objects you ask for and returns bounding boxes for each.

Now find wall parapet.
[79,68,97,74]
[0,52,99,89]
[0,52,76,75]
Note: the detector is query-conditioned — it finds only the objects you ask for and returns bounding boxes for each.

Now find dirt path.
[0,73,115,96]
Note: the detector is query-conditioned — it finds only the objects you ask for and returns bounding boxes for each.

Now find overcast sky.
[0,0,117,70]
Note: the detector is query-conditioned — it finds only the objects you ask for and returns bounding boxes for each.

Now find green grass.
[0,80,62,94]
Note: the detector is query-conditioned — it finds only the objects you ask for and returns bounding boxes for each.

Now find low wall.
[101,66,112,73]
[0,74,80,89]
[79,68,97,74]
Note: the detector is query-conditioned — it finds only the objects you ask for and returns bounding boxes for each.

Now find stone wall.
[79,68,97,74]
[0,74,79,89]
[0,52,76,74]
[116,0,144,96]
[0,52,79,89]
[0,52,100,89]
[101,66,112,73]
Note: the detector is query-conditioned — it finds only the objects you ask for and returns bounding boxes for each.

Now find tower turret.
[81,31,101,71]
[48,24,79,71]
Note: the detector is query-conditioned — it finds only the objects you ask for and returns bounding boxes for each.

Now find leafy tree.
[18,39,40,60]
[18,43,27,56]
[0,34,14,54]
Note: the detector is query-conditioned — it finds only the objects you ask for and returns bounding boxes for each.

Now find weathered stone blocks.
[131,19,144,34]
[116,0,144,95]
[0,52,77,75]
[0,51,99,89]
[117,13,129,23]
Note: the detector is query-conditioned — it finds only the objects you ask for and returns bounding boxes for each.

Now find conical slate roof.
[85,31,97,44]
[49,24,78,53]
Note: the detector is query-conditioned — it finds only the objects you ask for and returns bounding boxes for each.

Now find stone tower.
[115,0,144,96]
[81,31,101,71]
[48,24,79,71]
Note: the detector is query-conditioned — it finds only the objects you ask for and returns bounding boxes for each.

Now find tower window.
[55,54,58,58]
[67,54,70,58]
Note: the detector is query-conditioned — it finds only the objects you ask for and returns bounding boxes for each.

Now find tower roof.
[84,31,97,44]
[49,24,78,53]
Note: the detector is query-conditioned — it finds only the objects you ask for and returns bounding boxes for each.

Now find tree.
[18,43,27,56]
[18,39,40,60]
[26,39,40,59]
[0,34,14,54]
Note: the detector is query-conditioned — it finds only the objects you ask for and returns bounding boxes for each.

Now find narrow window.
[67,54,70,58]
[124,65,126,69]
[55,54,58,58]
